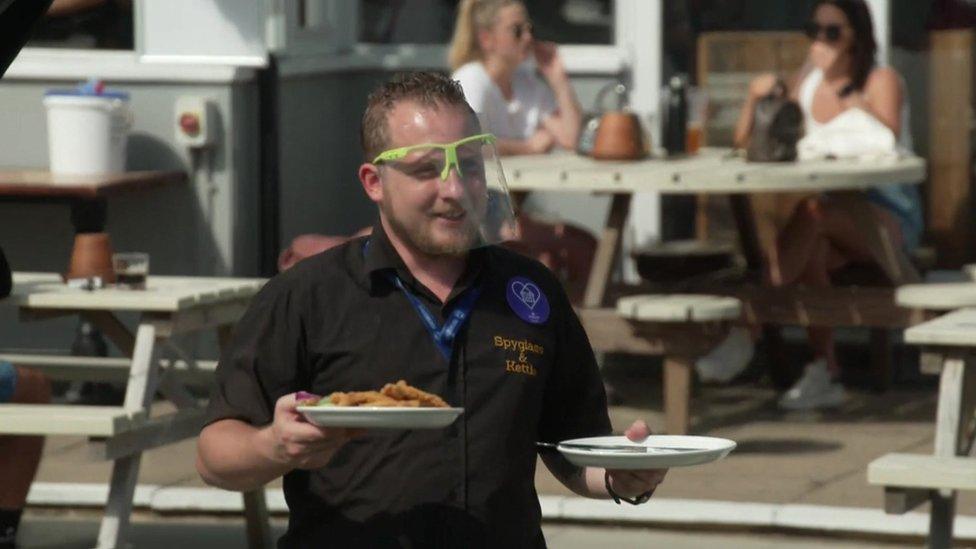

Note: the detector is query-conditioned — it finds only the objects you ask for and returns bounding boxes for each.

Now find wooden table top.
[3,272,267,312]
[0,170,187,200]
[502,148,926,194]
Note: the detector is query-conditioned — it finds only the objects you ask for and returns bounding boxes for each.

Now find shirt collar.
[364,220,487,305]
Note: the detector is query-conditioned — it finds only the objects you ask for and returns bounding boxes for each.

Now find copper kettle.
[584,83,647,161]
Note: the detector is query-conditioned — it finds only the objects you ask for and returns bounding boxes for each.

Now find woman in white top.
[448,0,581,155]
[731,0,923,411]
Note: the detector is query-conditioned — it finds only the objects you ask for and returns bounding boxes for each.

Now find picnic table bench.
[868,307,976,548]
[0,273,270,549]
[580,294,741,434]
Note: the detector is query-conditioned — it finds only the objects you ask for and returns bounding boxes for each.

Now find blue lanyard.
[364,239,482,361]
[385,272,482,361]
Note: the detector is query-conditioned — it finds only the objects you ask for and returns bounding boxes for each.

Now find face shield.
[372,132,520,251]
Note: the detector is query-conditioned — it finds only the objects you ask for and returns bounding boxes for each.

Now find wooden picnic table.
[0,273,270,549]
[503,148,926,308]
[869,307,976,548]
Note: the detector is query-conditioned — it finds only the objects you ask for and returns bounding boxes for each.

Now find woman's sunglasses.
[510,22,532,40]
[804,22,844,43]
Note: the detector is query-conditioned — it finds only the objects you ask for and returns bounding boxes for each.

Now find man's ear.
[359,163,384,204]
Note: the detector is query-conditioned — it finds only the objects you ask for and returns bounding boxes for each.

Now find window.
[358,0,614,45]
[27,0,134,50]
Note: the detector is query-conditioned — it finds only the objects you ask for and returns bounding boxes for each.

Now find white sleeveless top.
[797,68,913,151]
[796,68,922,251]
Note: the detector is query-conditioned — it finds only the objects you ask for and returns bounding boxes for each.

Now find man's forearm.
[196,420,291,492]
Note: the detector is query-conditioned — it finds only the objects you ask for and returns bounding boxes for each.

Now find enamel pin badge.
[506,276,550,324]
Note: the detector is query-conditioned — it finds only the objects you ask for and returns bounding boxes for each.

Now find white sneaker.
[695,327,755,383]
[778,359,846,410]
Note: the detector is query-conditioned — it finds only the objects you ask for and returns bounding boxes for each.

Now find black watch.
[605,470,654,505]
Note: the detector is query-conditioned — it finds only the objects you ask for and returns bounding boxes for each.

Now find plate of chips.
[296,380,463,429]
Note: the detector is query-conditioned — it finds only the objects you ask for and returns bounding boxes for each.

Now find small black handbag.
[746,80,804,162]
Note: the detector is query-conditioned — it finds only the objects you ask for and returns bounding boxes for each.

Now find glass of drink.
[112,252,149,290]
[685,87,708,154]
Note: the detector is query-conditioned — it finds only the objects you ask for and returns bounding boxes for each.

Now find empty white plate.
[556,435,736,469]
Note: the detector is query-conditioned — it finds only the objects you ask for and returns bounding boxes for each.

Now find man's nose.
[440,170,466,200]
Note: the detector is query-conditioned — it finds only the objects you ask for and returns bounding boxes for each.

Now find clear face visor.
[372,133,519,250]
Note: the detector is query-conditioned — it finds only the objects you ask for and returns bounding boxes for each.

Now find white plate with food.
[551,435,736,470]
[296,380,462,429]
[298,405,463,429]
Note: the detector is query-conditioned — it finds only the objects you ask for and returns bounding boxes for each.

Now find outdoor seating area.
[0,0,975,548]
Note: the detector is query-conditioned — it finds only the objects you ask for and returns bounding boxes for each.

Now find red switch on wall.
[179,113,201,137]
[174,97,216,148]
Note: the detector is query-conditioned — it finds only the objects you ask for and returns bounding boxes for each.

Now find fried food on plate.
[324,380,448,408]
[381,380,449,408]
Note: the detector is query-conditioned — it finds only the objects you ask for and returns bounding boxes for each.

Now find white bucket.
[44,93,133,176]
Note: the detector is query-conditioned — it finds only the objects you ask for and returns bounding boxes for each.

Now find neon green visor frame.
[372,133,496,181]
[370,132,519,247]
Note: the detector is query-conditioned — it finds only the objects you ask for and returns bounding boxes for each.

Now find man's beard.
[381,200,478,257]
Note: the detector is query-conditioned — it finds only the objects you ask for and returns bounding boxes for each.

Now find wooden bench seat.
[869,453,976,493]
[581,295,740,434]
[0,352,217,385]
[0,404,146,436]
[897,283,976,312]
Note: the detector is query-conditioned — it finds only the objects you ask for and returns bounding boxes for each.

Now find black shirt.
[206,222,611,548]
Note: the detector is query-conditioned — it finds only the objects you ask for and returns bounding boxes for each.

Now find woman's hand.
[809,41,841,72]
[534,41,568,85]
[748,73,778,100]
[526,128,556,154]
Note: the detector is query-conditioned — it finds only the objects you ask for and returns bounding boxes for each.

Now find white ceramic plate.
[297,405,463,429]
[556,435,736,470]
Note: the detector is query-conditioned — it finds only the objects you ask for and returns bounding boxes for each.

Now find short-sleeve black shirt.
[206,223,611,548]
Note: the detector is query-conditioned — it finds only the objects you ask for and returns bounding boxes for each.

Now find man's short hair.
[360,71,474,161]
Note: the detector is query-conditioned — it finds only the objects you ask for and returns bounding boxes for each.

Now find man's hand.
[266,393,362,470]
[605,420,668,498]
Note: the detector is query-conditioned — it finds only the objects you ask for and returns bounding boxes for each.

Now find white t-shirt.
[452,61,557,140]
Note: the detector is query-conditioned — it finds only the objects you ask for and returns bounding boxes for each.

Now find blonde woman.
[449,0,581,155]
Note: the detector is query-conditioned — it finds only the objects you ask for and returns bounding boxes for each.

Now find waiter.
[196,71,666,548]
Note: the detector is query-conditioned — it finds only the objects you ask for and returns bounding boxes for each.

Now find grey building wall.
[0,78,260,353]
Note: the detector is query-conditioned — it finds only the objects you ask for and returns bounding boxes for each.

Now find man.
[1,4,58,547]
[0,245,51,549]
[197,71,665,548]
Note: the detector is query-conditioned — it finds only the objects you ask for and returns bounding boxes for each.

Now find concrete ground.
[18,512,918,549]
[20,343,976,547]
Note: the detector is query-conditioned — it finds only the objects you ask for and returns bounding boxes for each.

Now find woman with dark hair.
[726,0,923,410]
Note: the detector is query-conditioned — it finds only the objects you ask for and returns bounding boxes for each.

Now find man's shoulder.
[264,238,366,298]
[486,245,562,290]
